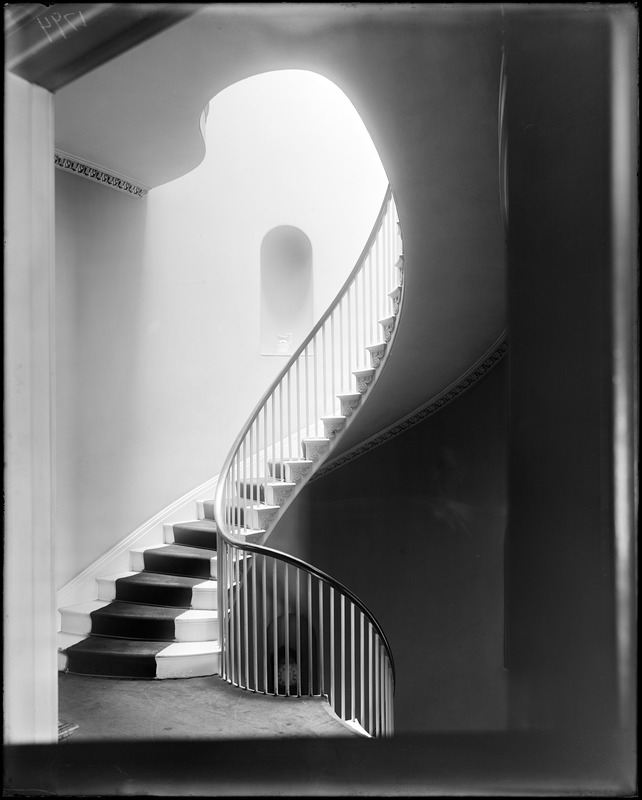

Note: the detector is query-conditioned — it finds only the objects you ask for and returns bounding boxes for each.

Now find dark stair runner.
[64,521,218,678]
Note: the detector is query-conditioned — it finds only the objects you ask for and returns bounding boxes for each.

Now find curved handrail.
[215,184,394,479]
[216,534,396,686]
[214,184,402,736]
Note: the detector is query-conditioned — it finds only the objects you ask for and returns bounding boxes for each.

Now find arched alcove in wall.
[260,225,313,355]
[197,68,389,357]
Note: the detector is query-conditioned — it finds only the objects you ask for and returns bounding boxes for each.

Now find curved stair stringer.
[212,186,402,737]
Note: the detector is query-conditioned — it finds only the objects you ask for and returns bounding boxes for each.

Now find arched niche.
[260,225,313,356]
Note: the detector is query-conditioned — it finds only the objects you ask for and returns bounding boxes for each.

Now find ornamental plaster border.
[313,329,509,480]
[54,150,149,198]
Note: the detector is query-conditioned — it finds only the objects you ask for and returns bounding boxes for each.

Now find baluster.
[313,333,318,438]
[331,311,336,412]
[373,236,378,342]
[339,298,345,395]
[322,325,327,417]
[307,572,313,696]
[346,285,352,390]
[305,344,310,441]
[228,545,235,683]
[375,636,381,736]
[340,593,345,721]
[243,551,249,689]
[360,611,365,728]
[350,602,355,723]
[284,564,290,697]
[279,381,284,482]
[263,404,268,512]
[252,547,258,691]
[262,555,267,694]
[318,580,325,697]
[330,587,335,714]
[368,624,373,735]
[270,392,275,497]
[272,559,278,695]
[361,267,367,367]
[353,281,358,374]
[296,359,301,457]
[246,429,251,537]
[235,548,241,686]
[287,370,292,463]
[295,568,301,696]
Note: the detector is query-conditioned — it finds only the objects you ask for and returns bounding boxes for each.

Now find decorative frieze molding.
[313,331,509,480]
[54,151,149,198]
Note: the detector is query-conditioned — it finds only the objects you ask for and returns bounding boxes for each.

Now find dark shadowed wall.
[271,358,509,734]
[504,9,622,734]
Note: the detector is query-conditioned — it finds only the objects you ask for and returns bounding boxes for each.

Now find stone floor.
[58,672,358,742]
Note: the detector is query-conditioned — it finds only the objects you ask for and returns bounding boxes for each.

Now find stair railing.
[214,185,402,736]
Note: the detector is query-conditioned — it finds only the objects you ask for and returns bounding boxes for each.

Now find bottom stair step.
[63,636,220,679]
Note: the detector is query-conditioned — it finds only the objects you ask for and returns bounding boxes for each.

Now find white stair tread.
[157,641,220,657]
[245,503,280,513]
[302,437,331,444]
[97,570,138,582]
[60,600,110,615]
[130,543,167,555]
[320,415,347,422]
[59,600,110,635]
[366,342,386,350]
[155,641,221,679]
[266,480,297,488]
[379,315,396,325]
[175,609,218,621]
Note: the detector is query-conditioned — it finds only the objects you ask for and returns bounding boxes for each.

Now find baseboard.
[56,474,219,627]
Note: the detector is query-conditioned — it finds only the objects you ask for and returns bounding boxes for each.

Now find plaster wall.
[55,70,387,588]
[270,358,509,733]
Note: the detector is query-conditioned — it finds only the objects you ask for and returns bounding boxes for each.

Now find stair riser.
[265,483,296,506]
[302,440,331,462]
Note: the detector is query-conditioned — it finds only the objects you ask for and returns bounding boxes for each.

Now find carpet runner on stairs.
[60,520,221,679]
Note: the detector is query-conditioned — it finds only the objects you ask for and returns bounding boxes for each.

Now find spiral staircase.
[58,187,402,737]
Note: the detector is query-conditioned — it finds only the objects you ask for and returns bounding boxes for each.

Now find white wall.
[4,73,58,744]
[55,70,387,588]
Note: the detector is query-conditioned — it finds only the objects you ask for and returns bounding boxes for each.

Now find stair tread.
[172,520,217,532]
[65,637,172,656]
[141,544,217,558]
[107,571,215,588]
[65,636,220,656]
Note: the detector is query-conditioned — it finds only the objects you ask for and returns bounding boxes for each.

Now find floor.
[58,672,359,742]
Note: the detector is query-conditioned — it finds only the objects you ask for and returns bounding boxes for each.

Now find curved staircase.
[58,519,220,679]
[58,186,402,736]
